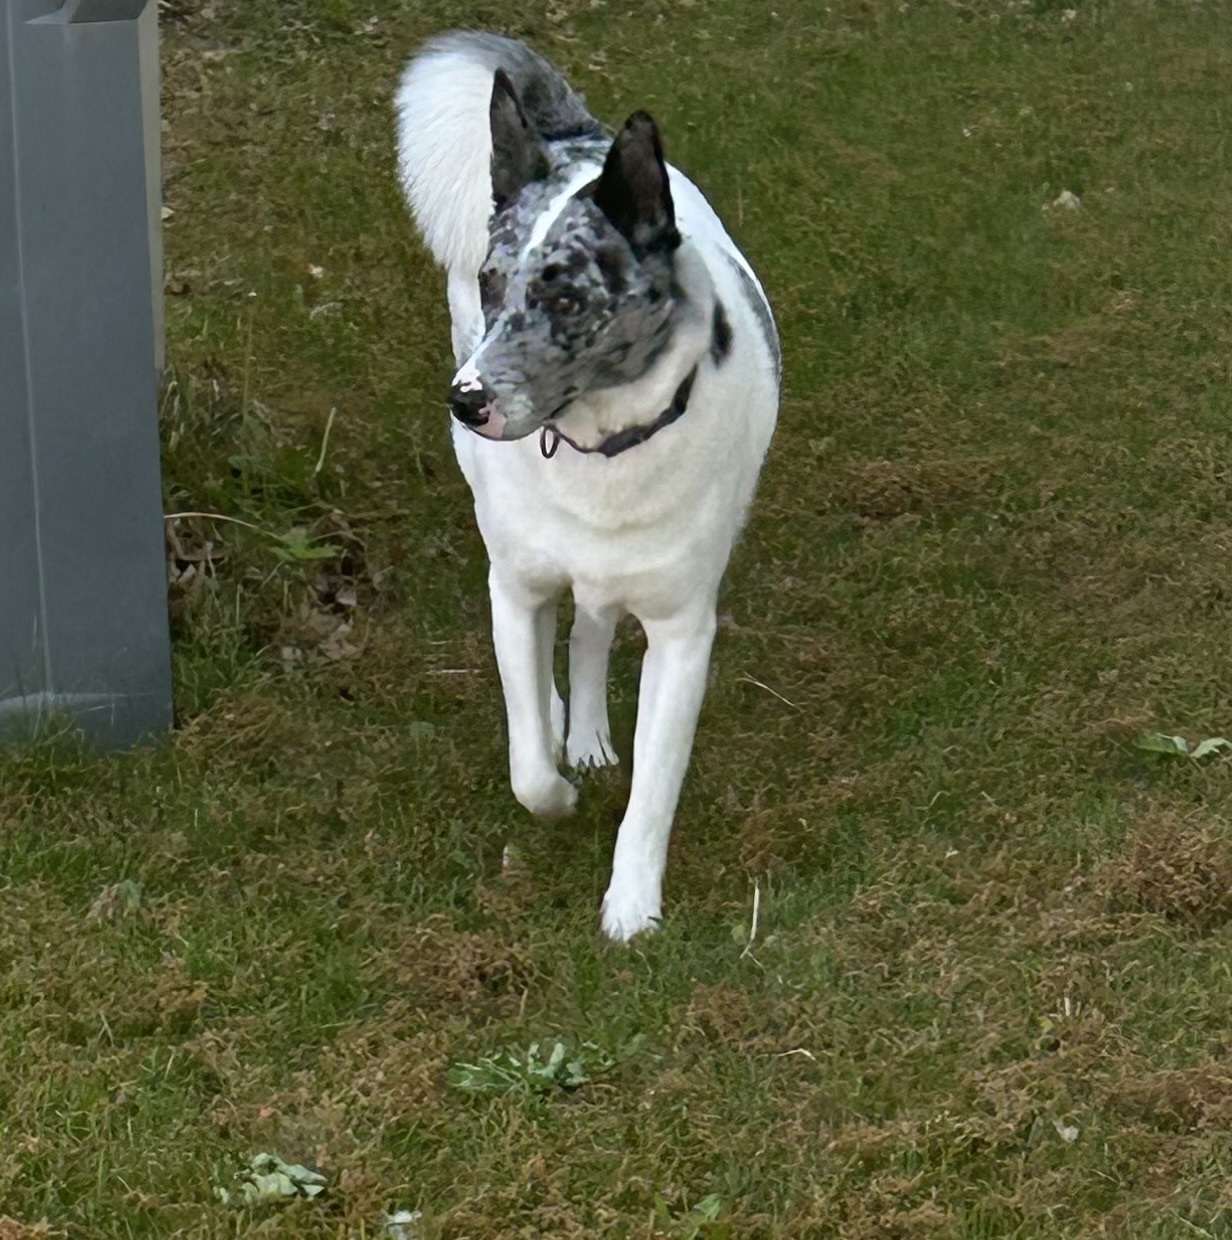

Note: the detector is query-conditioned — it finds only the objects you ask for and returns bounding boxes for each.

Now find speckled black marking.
[710,299,732,365]
[449,38,736,437]
[468,123,683,436]
[721,251,780,377]
[554,142,609,170]
[478,269,507,327]
[595,246,628,295]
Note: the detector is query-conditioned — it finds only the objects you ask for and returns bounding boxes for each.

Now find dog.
[395,32,780,940]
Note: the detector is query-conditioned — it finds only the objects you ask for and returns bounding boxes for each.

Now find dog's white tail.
[395,31,602,278]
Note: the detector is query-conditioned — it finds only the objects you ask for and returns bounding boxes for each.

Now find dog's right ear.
[490,69,548,211]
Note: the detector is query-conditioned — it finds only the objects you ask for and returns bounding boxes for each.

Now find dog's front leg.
[489,572,577,819]
[600,603,717,941]
[539,606,567,761]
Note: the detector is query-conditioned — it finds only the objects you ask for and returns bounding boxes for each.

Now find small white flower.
[385,1209,425,1240]
[1047,190,1082,211]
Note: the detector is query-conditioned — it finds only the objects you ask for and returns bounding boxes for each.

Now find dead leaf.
[320,621,363,662]
[0,1219,56,1240]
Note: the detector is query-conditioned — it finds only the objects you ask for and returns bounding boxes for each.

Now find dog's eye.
[541,264,561,283]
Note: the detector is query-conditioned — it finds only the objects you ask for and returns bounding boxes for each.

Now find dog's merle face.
[449,75,682,442]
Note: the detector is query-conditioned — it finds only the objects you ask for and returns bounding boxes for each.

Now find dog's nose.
[449,383,491,427]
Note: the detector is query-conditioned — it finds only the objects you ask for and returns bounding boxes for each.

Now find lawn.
[4,0,1232,1235]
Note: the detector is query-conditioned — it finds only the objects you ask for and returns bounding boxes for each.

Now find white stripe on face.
[518,165,602,263]
[452,353,486,392]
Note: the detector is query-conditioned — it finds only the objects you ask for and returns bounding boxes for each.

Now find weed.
[213,1153,326,1207]
[448,1040,617,1096]
[1136,731,1232,761]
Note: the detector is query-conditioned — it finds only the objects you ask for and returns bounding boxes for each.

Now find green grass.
[4,0,1232,1234]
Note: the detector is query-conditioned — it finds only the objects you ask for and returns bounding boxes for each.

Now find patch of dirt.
[174,692,319,773]
[54,954,208,1045]
[672,982,807,1056]
[316,1010,451,1124]
[1095,810,1232,932]
[734,795,829,874]
[830,455,1010,524]
[365,916,537,1019]
[838,1192,952,1240]
[1105,1063,1232,1134]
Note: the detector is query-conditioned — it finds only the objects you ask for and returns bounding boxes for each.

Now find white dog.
[395,32,780,940]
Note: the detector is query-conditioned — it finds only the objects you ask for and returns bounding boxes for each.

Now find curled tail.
[395,31,602,277]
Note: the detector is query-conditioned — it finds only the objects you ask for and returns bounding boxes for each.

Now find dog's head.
[449,71,682,441]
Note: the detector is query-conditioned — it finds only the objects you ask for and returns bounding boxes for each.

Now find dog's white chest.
[453,417,749,616]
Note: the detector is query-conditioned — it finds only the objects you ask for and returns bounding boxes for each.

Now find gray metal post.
[1,0,172,748]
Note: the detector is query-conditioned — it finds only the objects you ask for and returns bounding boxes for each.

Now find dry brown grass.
[1096,809,1232,932]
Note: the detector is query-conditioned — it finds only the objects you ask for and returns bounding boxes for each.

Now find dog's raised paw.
[600,886,661,942]
[513,771,578,819]
[567,729,618,772]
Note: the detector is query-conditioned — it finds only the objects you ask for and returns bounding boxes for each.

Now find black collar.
[539,366,698,460]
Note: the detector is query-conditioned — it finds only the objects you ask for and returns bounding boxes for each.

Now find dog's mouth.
[458,404,550,443]
[454,397,578,444]
[469,408,508,440]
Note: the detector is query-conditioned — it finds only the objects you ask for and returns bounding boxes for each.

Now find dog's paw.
[512,770,578,819]
[600,884,661,942]
[567,728,618,772]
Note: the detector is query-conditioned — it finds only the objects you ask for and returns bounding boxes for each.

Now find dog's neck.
[550,243,714,450]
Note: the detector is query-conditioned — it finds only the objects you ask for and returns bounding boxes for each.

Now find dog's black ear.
[490,69,548,211]
[593,111,680,257]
